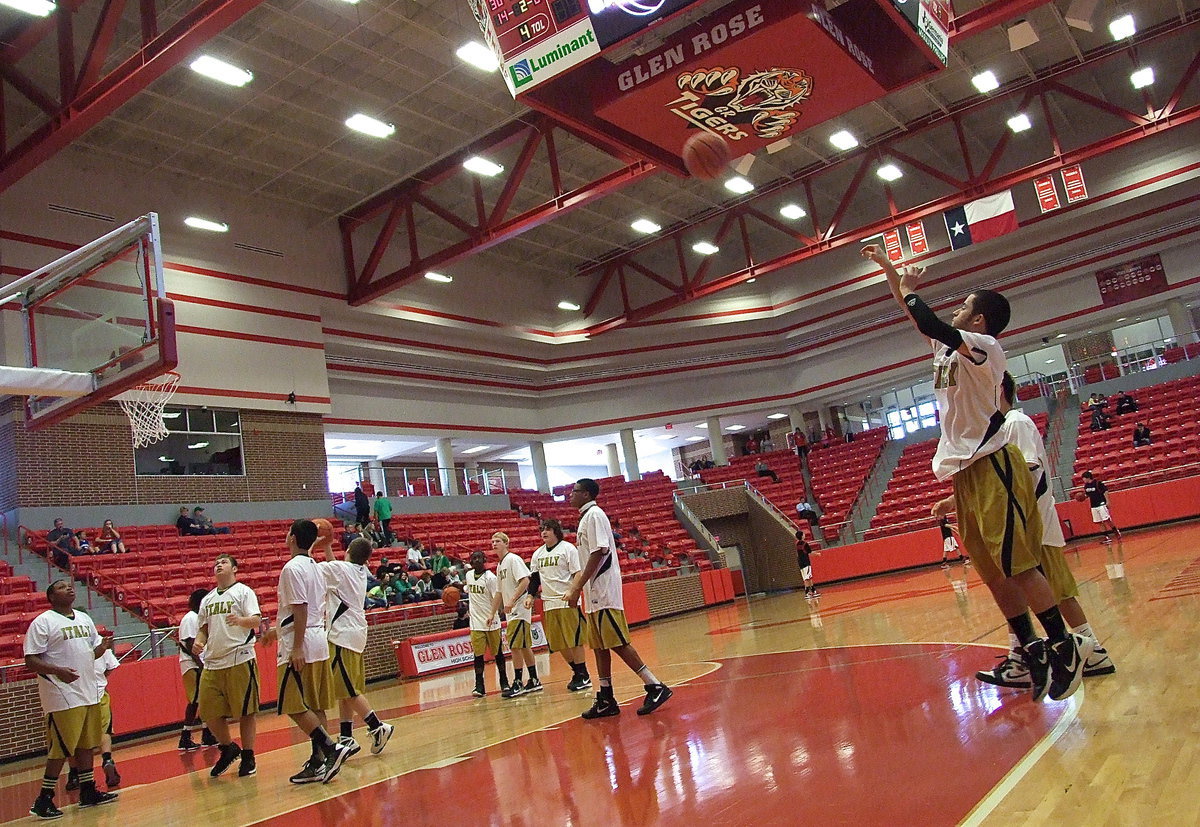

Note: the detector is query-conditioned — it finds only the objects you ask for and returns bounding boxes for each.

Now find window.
[135,405,243,476]
[887,403,939,440]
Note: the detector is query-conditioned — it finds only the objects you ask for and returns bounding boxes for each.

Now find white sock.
[1008,632,1022,654]
[635,665,660,686]
[1073,622,1097,643]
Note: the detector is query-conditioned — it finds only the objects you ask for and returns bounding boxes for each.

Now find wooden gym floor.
[1,520,1195,825]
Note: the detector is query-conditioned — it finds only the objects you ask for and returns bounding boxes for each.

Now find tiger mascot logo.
[675,66,813,139]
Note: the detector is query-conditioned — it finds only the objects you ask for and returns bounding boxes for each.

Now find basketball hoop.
[119,370,180,448]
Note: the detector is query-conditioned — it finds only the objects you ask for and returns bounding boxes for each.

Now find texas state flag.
[943,191,1018,250]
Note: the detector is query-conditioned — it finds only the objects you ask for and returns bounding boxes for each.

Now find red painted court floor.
[257,645,1070,827]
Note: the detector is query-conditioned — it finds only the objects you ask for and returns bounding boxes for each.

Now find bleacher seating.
[592,471,712,574]
[508,489,578,530]
[806,428,889,531]
[697,449,808,523]
[867,413,1049,539]
[0,573,39,660]
[1072,374,1200,490]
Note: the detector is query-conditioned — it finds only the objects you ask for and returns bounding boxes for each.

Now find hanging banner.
[1095,254,1167,308]
[905,220,927,254]
[1034,175,1061,213]
[1061,164,1088,203]
[883,228,903,262]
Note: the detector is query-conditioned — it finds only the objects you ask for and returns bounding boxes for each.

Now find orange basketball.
[313,518,334,546]
[1073,491,1087,502]
[682,131,732,179]
[442,585,461,607]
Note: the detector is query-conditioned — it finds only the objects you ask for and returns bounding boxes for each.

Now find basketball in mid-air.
[313,518,334,546]
[682,132,732,179]
[442,586,461,607]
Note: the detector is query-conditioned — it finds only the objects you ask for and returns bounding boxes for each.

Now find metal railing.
[743,482,805,536]
[672,495,721,557]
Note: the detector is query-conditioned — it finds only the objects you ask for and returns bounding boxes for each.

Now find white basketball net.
[119,371,180,448]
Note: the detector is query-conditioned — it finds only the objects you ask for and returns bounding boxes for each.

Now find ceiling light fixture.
[1130,67,1154,89]
[463,155,504,176]
[692,241,719,255]
[184,216,228,233]
[345,113,395,138]
[685,436,704,442]
[421,447,439,454]
[0,0,55,16]
[829,130,858,150]
[725,176,754,195]
[876,164,903,181]
[1056,333,1067,338]
[725,424,746,431]
[462,445,492,454]
[631,218,661,234]
[187,441,210,449]
[189,55,253,87]
[557,300,581,311]
[1108,14,1135,39]
[456,41,499,72]
[971,70,1000,93]
[767,413,788,420]
[158,456,174,462]
[1007,113,1032,132]
[424,272,453,283]
[779,203,806,220]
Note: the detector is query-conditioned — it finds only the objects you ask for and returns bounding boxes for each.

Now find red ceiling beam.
[341,113,657,306]
[947,0,1052,40]
[577,17,1200,333]
[0,0,268,193]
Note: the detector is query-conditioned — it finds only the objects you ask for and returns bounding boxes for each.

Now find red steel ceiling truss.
[577,17,1200,332]
[0,0,267,192]
[341,112,657,306]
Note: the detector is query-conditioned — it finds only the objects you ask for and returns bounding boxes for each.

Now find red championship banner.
[1034,175,1061,213]
[905,220,927,254]
[1095,254,1167,308]
[1061,164,1088,203]
[883,228,903,262]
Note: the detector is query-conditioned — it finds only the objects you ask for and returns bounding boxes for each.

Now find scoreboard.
[486,0,585,56]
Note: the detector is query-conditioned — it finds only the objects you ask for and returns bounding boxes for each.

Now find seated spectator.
[702,459,716,469]
[689,458,703,475]
[445,565,464,588]
[406,542,427,571]
[192,507,231,535]
[1085,392,1108,411]
[451,602,469,629]
[365,574,394,609]
[375,556,399,579]
[341,523,359,549]
[1115,391,1139,414]
[47,518,80,567]
[96,520,127,554]
[74,531,93,556]
[743,435,760,455]
[413,571,439,601]
[755,460,780,484]
[795,501,819,526]
[430,547,453,574]
[175,506,198,536]
[362,521,384,547]
[1133,422,1152,447]
[1090,409,1111,432]
[393,570,417,604]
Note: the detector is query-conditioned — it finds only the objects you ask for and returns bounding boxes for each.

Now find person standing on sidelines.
[194,554,261,779]
[494,533,540,698]
[795,531,818,598]
[24,579,119,819]
[564,479,672,719]
[529,519,591,692]
[464,550,510,698]
[1081,471,1121,541]
[177,588,217,751]
[939,517,960,567]
[268,519,349,784]
[317,534,395,756]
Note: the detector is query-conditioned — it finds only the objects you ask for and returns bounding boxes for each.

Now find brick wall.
[645,573,706,616]
[681,488,801,593]
[682,487,748,520]
[0,677,44,760]
[4,403,329,508]
[363,613,455,681]
[0,399,19,513]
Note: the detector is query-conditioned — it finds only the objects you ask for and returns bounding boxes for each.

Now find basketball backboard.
[0,213,177,430]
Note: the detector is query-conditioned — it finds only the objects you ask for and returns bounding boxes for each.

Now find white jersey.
[530,540,582,611]
[277,554,330,666]
[576,501,623,612]
[320,559,369,653]
[198,582,260,670]
[497,553,532,624]
[1002,408,1066,548]
[95,649,120,695]
[178,609,203,674]
[931,331,1009,481]
[465,569,500,632]
[24,609,101,714]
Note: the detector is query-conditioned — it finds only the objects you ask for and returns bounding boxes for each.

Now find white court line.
[959,687,1083,826]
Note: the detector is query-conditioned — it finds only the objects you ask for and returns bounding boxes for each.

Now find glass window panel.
[163,406,187,431]
[135,405,243,476]
[214,410,241,433]
[187,408,215,433]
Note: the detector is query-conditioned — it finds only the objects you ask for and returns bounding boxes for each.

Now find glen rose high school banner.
[593,0,895,157]
[1095,254,1168,308]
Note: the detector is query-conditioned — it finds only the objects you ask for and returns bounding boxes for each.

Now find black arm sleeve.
[904,293,963,352]
[527,571,541,597]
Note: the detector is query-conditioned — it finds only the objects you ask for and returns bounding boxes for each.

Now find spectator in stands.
[192,507,231,535]
[414,571,439,601]
[844,429,855,443]
[353,485,370,527]
[689,458,703,475]
[47,518,80,567]
[1089,407,1111,432]
[430,547,453,575]
[1115,390,1139,414]
[176,507,198,536]
[372,492,394,545]
[760,433,775,452]
[341,523,359,550]
[96,520,127,554]
[393,571,417,604]
[824,425,836,442]
[374,557,399,579]
[74,531,94,556]
[406,541,427,571]
[1132,422,1152,447]
[365,575,393,609]
[792,428,808,459]
[451,602,469,629]
[445,566,464,589]
[743,434,760,454]
[755,459,780,484]
[795,500,819,526]
[702,459,716,469]
[360,521,384,548]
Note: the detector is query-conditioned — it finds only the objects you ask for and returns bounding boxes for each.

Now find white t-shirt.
[178,609,203,674]
[198,582,261,671]
[277,554,330,666]
[530,540,582,611]
[576,501,623,612]
[406,547,424,566]
[1002,408,1065,548]
[320,559,369,653]
[464,569,500,632]
[931,331,1009,481]
[95,649,120,695]
[24,609,101,714]
[497,552,532,624]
